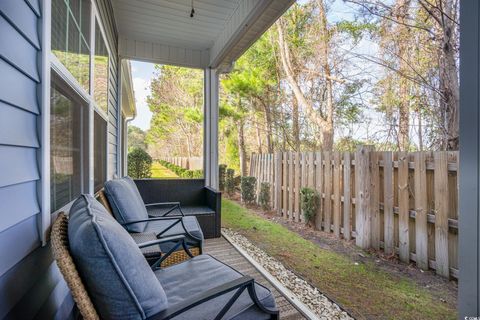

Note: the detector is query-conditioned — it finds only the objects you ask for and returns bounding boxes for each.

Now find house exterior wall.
[459,0,480,317]
[0,0,121,318]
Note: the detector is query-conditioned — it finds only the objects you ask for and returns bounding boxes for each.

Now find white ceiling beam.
[118,37,210,69]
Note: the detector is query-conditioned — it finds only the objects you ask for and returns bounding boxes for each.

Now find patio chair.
[102,177,203,265]
[51,194,279,320]
[95,190,167,265]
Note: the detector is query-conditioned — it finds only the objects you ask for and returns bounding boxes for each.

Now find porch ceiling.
[113,0,294,69]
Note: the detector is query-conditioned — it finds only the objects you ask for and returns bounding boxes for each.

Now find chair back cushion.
[68,194,168,319]
[104,177,149,232]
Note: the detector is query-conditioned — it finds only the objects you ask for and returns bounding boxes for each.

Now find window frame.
[43,0,113,239]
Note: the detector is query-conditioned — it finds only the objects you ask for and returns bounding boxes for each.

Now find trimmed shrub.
[225,168,236,196]
[300,187,320,223]
[241,176,257,204]
[128,148,152,179]
[219,164,227,191]
[258,182,271,211]
[159,160,203,178]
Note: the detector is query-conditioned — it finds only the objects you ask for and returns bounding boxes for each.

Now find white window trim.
[40,0,52,245]
[41,0,114,244]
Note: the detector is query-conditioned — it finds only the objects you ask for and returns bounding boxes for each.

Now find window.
[50,73,89,211]
[94,20,109,114]
[94,112,107,192]
[49,0,112,210]
[51,0,91,92]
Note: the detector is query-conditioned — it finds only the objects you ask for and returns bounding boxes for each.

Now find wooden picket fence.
[249,147,459,279]
[158,156,203,170]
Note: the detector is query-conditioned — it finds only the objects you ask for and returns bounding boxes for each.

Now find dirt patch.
[225,195,457,310]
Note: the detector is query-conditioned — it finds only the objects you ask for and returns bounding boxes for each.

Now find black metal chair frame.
[145,202,185,217]
[147,275,279,320]
[123,216,203,254]
[138,235,194,269]
[138,239,279,320]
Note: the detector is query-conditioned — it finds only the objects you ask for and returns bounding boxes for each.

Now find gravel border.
[222,228,353,320]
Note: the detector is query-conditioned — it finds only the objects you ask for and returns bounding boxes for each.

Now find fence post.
[398,151,410,262]
[415,152,429,270]
[370,151,380,250]
[315,152,323,231]
[383,152,394,255]
[343,152,351,240]
[275,152,282,215]
[355,145,374,248]
[434,151,449,277]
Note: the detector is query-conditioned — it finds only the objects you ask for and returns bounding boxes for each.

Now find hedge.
[158,160,203,178]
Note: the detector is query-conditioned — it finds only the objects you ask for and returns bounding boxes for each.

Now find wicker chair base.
[51,213,100,320]
[161,246,200,267]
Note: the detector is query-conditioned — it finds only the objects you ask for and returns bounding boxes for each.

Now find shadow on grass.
[221,198,456,320]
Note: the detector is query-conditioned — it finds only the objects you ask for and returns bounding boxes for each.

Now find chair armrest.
[205,186,221,210]
[121,216,182,227]
[122,217,202,242]
[145,202,181,207]
[146,202,185,217]
[148,275,278,320]
[137,235,194,270]
[137,235,185,248]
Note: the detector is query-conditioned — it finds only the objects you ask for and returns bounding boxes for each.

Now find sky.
[130,61,156,130]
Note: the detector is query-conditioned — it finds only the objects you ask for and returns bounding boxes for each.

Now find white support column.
[204,68,219,189]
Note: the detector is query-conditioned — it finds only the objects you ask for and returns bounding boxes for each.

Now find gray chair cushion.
[104,177,149,232]
[145,216,204,242]
[68,194,168,319]
[155,255,275,320]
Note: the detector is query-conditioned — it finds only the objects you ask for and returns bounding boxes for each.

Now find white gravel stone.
[222,228,353,320]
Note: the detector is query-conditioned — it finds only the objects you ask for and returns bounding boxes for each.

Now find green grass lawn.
[221,198,456,320]
[150,162,179,178]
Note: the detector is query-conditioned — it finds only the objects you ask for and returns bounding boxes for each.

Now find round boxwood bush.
[225,168,236,196]
[241,176,257,204]
[300,187,320,223]
[219,164,227,191]
[258,182,271,211]
[128,148,152,179]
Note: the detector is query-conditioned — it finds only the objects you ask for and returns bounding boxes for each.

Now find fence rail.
[249,147,459,279]
[158,156,203,170]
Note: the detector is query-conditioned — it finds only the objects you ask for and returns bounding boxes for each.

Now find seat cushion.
[155,255,275,320]
[68,194,168,319]
[104,177,149,232]
[144,216,204,243]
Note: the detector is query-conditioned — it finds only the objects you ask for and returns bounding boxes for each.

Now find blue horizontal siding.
[0,15,40,82]
[0,102,39,148]
[24,0,40,18]
[0,1,40,49]
[0,181,40,232]
[0,58,38,114]
[0,214,40,277]
[0,243,54,319]
[0,145,39,188]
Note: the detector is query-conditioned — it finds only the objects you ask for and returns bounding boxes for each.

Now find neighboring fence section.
[249,147,459,278]
[159,156,203,170]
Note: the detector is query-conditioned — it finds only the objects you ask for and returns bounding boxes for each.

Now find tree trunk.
[256,120,263,154]
[292,96,300,151]
[237,119,247,176]
[396,0,411,151]
[260,99,274,153]
[439,0,459,150]
[316,0,335,151]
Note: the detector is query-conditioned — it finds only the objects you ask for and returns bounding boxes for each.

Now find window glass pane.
[50,74,89,211]
[94,20,109,114]
[94,112,107,192]
[51,0,91,92]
